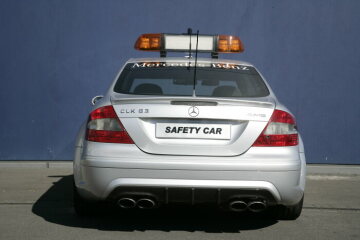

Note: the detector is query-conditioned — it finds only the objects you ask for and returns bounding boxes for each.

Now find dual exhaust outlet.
[118,197,267,212]
[117,197,156,209]
[229,200,267,212]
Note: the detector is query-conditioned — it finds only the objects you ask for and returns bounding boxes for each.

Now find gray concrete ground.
[0,164,359,240]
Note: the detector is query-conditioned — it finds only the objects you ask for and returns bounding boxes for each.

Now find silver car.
[73,33,306,220]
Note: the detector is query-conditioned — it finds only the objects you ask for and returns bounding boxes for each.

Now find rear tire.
[268,195,304,220]
[73,182,97,216]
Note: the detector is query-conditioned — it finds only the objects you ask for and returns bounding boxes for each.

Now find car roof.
[126,57,254,67]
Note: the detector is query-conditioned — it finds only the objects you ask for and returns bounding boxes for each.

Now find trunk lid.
[111,95,275,156]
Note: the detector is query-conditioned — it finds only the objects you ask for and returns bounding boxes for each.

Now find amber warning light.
[134,33,162,51]
[134,33,244,56]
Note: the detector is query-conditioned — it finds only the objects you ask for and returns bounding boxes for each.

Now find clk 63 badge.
[156,123,231,140]
[119,108,149,114]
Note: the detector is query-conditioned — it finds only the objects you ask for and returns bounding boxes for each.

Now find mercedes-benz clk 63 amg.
[73,32,306,220]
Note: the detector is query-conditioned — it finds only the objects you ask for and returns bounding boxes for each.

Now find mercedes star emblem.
[188,106,199,117]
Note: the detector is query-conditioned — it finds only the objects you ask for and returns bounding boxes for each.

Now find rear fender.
[298,135,306,191]
[74,122,87,185]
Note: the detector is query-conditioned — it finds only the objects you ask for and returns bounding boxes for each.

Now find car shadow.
[32,175,278,232]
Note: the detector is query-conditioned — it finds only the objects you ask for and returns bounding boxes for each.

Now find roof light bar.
[134,33,244,57]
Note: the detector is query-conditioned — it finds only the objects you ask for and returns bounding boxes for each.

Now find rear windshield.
[114,62,270,97]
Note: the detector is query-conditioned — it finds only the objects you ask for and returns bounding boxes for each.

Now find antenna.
[192,30,199,97]
[187,28,192,70]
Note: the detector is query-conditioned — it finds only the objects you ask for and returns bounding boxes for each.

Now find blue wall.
[1,0,360,163]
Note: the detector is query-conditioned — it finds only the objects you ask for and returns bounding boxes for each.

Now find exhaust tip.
[137,198,156,209]
[248,201,267,212]
[229,200,248,212]
[117,197,136,209]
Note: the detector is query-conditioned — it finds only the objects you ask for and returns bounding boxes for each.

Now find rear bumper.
[74,143,306,206]
[75,164,304,206]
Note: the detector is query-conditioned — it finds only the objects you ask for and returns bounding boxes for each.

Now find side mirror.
[91,95,104,105]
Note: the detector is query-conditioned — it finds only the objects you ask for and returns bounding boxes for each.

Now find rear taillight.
[85,105,134,144]
[252,109,298,147]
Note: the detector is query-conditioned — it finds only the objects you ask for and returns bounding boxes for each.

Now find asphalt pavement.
[0,163,359,240]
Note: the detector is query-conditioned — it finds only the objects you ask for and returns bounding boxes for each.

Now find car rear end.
[74,57,306,218]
